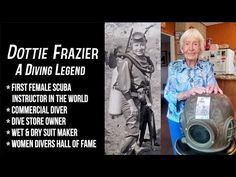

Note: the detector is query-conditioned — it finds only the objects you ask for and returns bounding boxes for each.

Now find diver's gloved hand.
[128,99,138,117]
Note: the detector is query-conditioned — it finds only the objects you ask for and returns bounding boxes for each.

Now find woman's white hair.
[179,28,205,53]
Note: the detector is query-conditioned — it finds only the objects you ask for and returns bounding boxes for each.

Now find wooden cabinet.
[216,77,236,116]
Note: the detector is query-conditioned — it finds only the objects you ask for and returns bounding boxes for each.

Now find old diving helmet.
[177,94,236,154]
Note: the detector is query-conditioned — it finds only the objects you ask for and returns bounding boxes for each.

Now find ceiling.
[201,22,223,26]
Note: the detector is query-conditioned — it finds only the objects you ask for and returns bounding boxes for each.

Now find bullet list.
[6,86,11,148]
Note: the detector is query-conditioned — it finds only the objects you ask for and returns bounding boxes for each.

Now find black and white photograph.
[105,23,161,155]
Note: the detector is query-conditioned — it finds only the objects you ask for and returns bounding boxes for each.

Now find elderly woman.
[164,28,223,155]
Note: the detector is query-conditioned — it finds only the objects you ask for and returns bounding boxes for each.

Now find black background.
[0,3,236,169]
[0,22,104,157]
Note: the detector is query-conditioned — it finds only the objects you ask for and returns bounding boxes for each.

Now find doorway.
[161,32,175,155]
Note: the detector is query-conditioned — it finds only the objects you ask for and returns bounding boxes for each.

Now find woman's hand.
[178,84,223,101]
[178,87,206,101]
[127,99,138,117]
[206,84,223,94]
